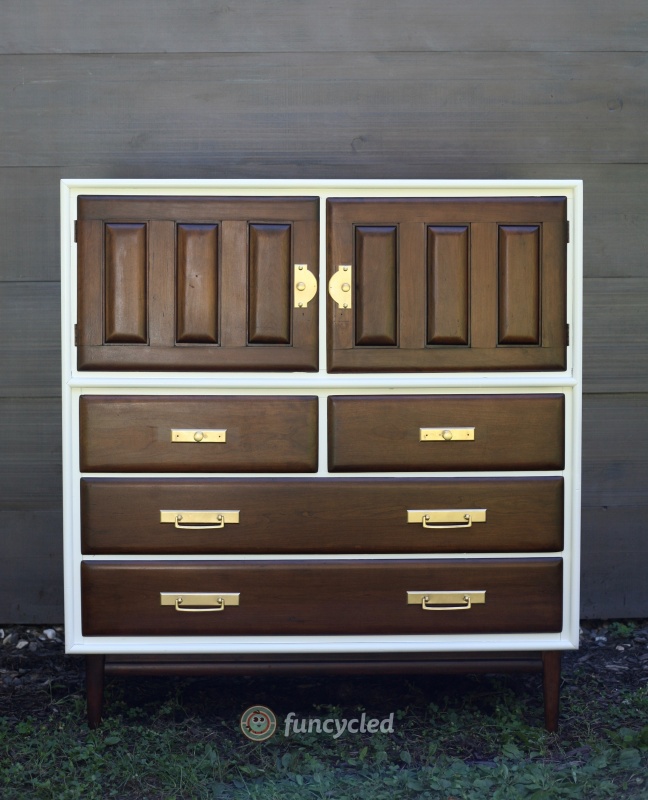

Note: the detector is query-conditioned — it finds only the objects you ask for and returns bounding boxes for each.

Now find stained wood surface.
[1,54,646,168]
[79,395,319,473]
[1,1,647,619]
[329,395,565,471]
[81,558,563,636]
[2,1,646,53]
[80,477,564,555]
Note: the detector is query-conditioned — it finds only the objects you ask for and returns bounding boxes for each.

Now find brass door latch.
[329,265,352,309]
[294,263,318,308]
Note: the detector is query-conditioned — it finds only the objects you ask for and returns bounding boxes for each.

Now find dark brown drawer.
[81,558,563,636]
[81,477,563,554]
[79,395,318,472]
[328,394,564,471]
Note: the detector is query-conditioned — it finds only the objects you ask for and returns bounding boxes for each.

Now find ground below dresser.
[61,179,582,730]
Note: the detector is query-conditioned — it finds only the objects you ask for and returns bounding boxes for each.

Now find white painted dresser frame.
[61,179,583,729]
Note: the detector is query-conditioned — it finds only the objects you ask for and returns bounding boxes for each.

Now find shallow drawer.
[79,395,318,473]
[81,477,563,554]
[81,558,563,636]
[328,394,564,471]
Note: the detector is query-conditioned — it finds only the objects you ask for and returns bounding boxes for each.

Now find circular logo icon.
[240,705,277,741]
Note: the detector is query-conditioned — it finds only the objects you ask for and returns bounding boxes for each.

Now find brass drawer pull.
[407,509,486,529]
[407,590,486,611]
[160,592,240,613]
[171,429,227,443]
[294,263,318,308]
[419,427,475,442]
[160,510,240,529]
[329,264,352,309]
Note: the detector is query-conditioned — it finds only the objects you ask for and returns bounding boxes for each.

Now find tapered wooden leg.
[542,651,561,732]
[86,655,105,729]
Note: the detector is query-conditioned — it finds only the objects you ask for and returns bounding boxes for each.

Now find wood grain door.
[76,196,319,371]
[327,197,568,372]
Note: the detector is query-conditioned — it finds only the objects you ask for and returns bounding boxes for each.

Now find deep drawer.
[328,394,564,471]
[79,395,318,472]
[81,558,563,636]
[81,477,563,554]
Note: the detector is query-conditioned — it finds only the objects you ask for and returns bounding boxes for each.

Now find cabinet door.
[76,196,319,370]
[327,197,568,372]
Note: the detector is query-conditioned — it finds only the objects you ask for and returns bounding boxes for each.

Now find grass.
[1,625,647,799]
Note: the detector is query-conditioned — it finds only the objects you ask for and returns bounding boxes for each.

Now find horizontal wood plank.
[1,53,645,168]
[583,278,648,393]
[582,393,648,504]
[0,282,60,396]
[581,504,648,618]
[2,0,646,54]
[0,398,61,508]
[0,509,63,621]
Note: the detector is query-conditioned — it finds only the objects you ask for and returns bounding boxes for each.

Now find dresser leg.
[86,655,105,729]
[542,650,561,732]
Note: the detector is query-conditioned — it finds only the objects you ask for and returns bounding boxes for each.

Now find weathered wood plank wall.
[1,1,646,620]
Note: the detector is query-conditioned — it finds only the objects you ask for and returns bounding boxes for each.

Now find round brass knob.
[341,283,350,292]
[194,431,204,442]
[296,281,306,291]
[442,430,453,441]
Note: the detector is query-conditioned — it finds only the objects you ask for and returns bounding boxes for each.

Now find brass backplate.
[407,509,486,525]
[294,263,318,308]
[407,591,486,606]
[329,264,352,309]
[420,427,475,442]
[171,429,226,443]
[160,592,240,607]
[160,510,240,525]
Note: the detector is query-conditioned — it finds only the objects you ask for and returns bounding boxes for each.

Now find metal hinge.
[566,324,570,346]
[74,324,78,346]
[74,220,78,243]
[565,220,570,243]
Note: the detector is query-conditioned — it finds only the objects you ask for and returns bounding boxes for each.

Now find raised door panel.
[76,196,319,371]
[327,197,567,372]
[81,558,563,636]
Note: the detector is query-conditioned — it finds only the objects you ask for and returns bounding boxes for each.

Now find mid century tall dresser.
[61,179,582,729]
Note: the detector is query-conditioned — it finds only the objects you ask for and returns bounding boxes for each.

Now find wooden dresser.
[61,179,582,730]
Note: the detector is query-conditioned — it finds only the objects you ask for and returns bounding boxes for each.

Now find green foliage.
[0,660,647,799]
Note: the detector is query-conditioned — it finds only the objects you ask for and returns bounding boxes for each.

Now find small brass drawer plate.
[420,427,475,442]
[160,592,240,613]
[160,510,240,529]
[407,590,486,611]
[329,264,353,309]
[294,264,318,308]
[171,429,226,443]
[407,509,486,529]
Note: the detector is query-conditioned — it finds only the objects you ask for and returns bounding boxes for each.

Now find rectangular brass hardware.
[407,509,486,529]
[420,427,475,442]
[329,264,352,309]
[171,429,226,443]
[160,510,239,529]
[160,592,240,613]
[407,590,486,611]
[294,263,318,308]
